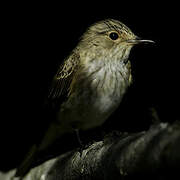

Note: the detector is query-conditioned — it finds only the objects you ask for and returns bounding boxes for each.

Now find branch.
[1,121,180,180]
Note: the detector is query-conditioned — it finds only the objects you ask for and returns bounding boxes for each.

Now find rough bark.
[1,121,180,180]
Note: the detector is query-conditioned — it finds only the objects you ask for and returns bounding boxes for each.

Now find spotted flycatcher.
[15,19,154,177]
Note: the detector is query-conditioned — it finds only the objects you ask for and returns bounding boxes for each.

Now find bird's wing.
[15,52,80,178]
[48,51,80,101]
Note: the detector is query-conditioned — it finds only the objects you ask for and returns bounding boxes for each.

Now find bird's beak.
[126,37,155,44]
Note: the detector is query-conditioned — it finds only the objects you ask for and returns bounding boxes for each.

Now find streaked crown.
[81,19,136,45]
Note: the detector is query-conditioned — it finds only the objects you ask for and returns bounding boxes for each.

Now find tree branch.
[1,121,180,180]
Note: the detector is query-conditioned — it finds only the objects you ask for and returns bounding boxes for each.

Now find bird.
[15,18,154,177]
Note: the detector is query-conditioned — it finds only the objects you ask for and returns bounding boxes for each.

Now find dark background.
[1,2,179,171]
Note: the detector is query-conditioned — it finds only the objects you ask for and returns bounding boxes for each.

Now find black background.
[1,2,180,172]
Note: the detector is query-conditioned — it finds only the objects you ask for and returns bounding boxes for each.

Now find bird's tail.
[15,144,38,178]
[14,123,70,177]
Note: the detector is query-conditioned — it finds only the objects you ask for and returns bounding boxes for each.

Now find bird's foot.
[74,129,89,157]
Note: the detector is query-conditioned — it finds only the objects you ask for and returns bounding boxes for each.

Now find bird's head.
[79,19,154,62]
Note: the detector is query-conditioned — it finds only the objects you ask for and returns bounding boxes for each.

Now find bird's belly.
[82,95,120,129]
[57,66,128,130]
[57,90,122,130]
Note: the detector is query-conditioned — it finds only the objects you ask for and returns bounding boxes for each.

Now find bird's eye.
[109,32,119,40]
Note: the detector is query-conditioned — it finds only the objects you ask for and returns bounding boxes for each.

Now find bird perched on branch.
[15,18,154,177]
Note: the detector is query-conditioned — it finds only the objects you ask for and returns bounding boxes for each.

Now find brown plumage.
[15,18,153,178]
[48,52,80,99]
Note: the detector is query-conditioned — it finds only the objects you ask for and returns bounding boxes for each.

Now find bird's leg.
[74,129,85,156]
[75,129,83,146]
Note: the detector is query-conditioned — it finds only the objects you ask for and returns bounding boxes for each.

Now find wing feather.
[48,52,80,100]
